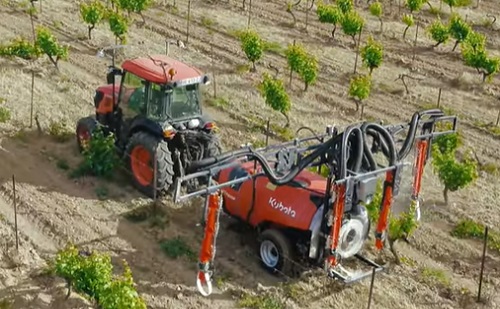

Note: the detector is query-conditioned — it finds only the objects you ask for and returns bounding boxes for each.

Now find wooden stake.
[186,0,192,44]
[437,88,442,108]
[30,70,35,128]
[247,0,252,29]
[477,226,488,303]
[13,175,19,251]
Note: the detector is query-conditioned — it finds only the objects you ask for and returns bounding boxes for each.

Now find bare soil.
[0,0,499,308]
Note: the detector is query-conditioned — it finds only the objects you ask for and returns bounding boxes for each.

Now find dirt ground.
[0,0,499,308]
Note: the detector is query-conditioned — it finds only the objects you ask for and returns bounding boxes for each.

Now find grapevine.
[360,36,383,74]
[337,0,353,14]
[108,11,129,44]
[54,244,146,308]
[284,42,318,90]
[79,127,121,178]
[316,1,343,38]
[259,72,291,127]
[461,31,500,82]
[348,74,371,119]
[298,53,318,91]
[365,182,419,265]
[431,128,478,204]
[35,26,69,69]
[239,30,264,72]
[405,0,424,13]
[340,10,365,44]
[117,0,153,24]
[369,1,383,32]
[80,0,106,40]
[0,37,40,60]
[448,13,471,51]
[402,13,414,40]
[427,18,450,47]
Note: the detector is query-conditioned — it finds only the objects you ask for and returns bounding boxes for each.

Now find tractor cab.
[78,55,222,198]
[95,55,213,141]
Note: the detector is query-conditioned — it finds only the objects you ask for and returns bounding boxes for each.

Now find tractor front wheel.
[76,116,97,153]
[126,132,175,198]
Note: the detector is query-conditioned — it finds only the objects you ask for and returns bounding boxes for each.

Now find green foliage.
[259,73,291,126]
[448,14,471,50]
[108,11,129,44]
[81,127,120,178]
[0,106,10,123]
[299,54,318,91]
[461,31,500,82]
[348,74,371,102]
[159,237,196,260]
[431,129,478,203]
[98,261,147,309]
[431,151,478,192]
[239,30,264,72]
[80,0,106,40]
[402,13,414,27]
[443,0,471,10]
[364,181,419,241]
[369,1,382,17]
[360,36,383,74]
[238,293,284,309]
[340,10,365,41]
[117,0,152,16]
[0,37,40,60]
[316,2,343,37]
[405,0,424,12]
[284,43,319,91]
[336,0,353,14]
[427,18,450,47]
[35,26,69,68]
[48,119,73,142]
[451,219,500,252]
[54,244,146,308]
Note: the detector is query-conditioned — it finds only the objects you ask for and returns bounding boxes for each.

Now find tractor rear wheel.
[126,132,175,198]
[76,116,97,153]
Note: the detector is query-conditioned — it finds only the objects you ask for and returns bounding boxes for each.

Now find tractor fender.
[128,118,164,139]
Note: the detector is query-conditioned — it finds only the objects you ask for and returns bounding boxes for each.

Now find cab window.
[122,72,147,116]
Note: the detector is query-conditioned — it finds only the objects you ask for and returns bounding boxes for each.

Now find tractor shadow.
[0,129,144,203]
[116,200,289,298]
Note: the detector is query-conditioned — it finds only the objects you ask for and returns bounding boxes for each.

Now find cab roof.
[121,55,204,84]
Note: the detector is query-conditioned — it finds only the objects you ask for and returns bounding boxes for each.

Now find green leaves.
[316,2,343,38]
[461,30,500,82]
[54,244,146,309]
[360,36,383,74]
[259,73,291,126]
[427,18,450,47]
[405,0,424,13]
[0,37,40,60]
[336,0,353,14]
[348,74,372,117]
[108,11,129,44]
[431,128,478,204]
[348,74,371,102]
[80,0,106,39]
[284,42,319,91]
[239,30,264,72]
[81,127,120,178]
[35,26,69,68]
[369,1,382,17]
[448,13,471,50]
[340,10,364,40]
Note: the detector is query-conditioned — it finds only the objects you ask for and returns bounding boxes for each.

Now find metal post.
[30,70,35,128]
[367,267,376,309]
[437,88,442,108]
[265,119,270,146]
[13,175,19,251]
[477,226,488,302]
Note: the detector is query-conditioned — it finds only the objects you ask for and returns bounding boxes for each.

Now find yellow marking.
[266,182,277,191]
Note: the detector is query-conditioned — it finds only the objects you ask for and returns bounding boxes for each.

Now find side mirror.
[106,66,122,84]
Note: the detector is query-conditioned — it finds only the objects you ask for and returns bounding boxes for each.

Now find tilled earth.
[0,0,499,308]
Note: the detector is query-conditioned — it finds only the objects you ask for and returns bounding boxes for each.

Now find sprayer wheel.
[258,229,294,276]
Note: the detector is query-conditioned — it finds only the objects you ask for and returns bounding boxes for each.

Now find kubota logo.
[268,197,296,218]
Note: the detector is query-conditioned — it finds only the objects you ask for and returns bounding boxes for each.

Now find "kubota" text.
[268,197,296,218]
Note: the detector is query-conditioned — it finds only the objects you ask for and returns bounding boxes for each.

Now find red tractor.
[173,110,458,296]
[76,55,221,197]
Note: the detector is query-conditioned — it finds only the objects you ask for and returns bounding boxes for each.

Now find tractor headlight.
[162,124,176,139]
